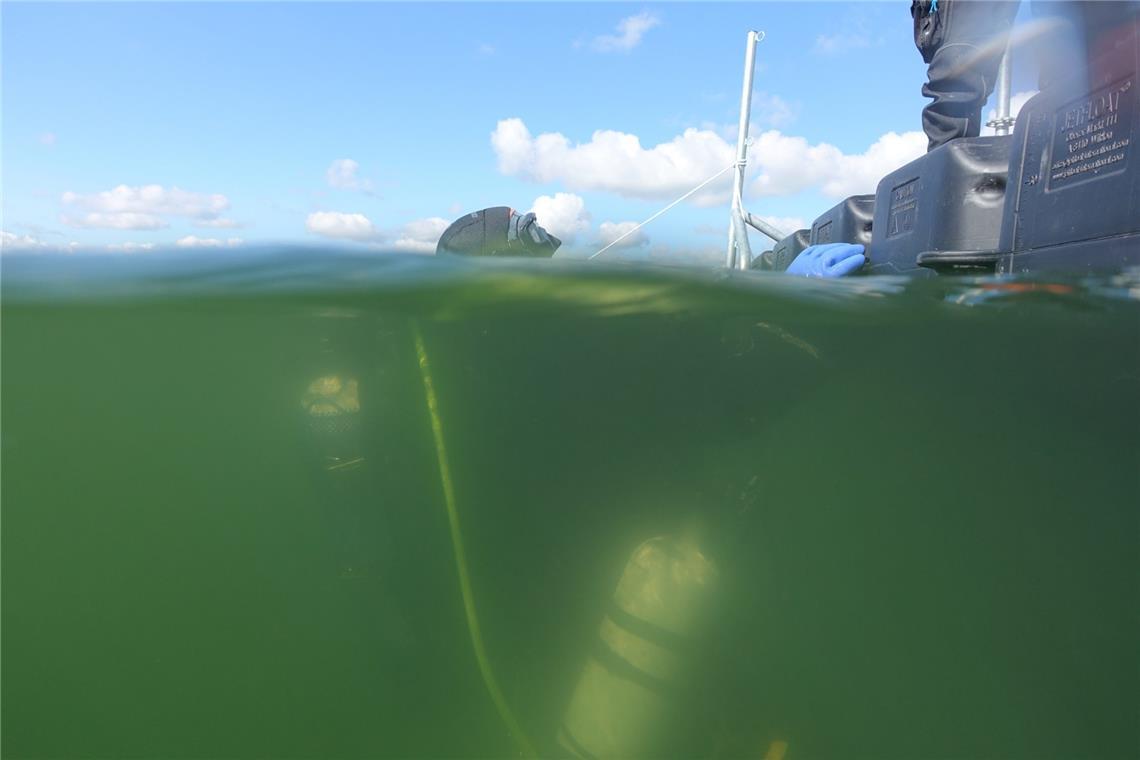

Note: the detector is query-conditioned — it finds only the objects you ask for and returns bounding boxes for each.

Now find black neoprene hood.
[436,207,561,257]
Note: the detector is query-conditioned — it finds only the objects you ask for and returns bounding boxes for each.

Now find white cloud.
[195,217,243,229]
[391,217,449,253]
[2,230,52,251]
[592,12,660,53]
[493,118,733,204]
[106,241,156,252]
[1,231,84,253]
[65,212,167,230]
[598,221,649,249]
[39,132,57,147]
[749,129,926,198]
[306,211,378,241]
[61,184,231,230]
[530,193,590,242]
[175,236,242,248]
[492,118,925,203]
[326,159,374,192]
[983,90,1038,136]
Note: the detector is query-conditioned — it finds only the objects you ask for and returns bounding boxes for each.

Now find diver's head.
[436,206,562,257]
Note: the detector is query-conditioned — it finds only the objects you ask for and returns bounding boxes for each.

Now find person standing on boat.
[912,0,1022,151]
[913,0,1137,151]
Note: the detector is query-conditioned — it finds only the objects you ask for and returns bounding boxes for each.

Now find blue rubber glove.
[786,243,866,278]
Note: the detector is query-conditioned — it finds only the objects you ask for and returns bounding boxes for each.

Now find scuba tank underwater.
[406,310,874,759]
[404,310,823,759]
[556,530,720,759]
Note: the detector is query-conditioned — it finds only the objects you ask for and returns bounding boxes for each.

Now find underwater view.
[3,252,1138,758]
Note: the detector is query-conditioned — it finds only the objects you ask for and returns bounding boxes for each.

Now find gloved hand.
[786,243,866,278]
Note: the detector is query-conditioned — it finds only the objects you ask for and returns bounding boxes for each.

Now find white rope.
[588,161,737,260]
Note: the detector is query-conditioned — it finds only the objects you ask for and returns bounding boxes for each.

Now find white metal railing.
[726,30,763,270]
[987,44,1016,135]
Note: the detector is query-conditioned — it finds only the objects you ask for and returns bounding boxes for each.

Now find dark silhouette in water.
[437,207,562,258]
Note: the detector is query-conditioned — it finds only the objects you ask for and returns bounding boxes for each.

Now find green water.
[3,252,1138,759]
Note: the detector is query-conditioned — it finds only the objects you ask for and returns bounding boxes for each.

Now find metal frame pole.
[726,30,763,269]
[745,212,787,243]
[989,44,1014,135]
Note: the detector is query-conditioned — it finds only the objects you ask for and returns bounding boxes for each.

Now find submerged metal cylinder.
[557,535,719,758]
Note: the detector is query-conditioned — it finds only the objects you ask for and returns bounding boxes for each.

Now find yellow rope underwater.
[412,322,537,758]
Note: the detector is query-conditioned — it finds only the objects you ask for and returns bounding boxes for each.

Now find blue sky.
[2,1,1038,260]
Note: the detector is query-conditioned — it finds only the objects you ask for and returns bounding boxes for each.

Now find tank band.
[605,599,694,655]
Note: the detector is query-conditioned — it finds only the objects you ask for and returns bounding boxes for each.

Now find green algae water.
[3,251,1138,759]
